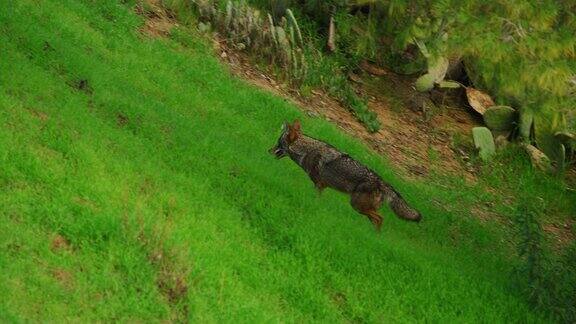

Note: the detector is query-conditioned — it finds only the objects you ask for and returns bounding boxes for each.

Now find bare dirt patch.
[136,227,190,321]
[51,268,75,289]
[543,220,575,251]
[51,234,71,252]
[151,248,190,321]
[27,108,49,122]
[136,0,178,37]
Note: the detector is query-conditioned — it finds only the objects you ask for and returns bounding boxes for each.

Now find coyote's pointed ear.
[292,119,301,133]
[287,119,301,142]
[281,121,288,132]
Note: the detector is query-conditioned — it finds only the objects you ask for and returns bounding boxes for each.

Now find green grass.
[0,0,574,322]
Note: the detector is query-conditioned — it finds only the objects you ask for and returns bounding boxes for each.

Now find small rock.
[220,51,227,58]
[522,143,553,173]
[348,73,362,83]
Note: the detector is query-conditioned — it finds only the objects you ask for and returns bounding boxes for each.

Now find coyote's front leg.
[313,178,327,196]
[301,152,326,195]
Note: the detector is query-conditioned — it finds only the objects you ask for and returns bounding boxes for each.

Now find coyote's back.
[270,120,421,231]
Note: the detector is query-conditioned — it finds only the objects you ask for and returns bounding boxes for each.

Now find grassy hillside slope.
[0,0,571,322]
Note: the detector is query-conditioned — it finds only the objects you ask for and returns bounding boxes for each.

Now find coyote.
[269,120,421,231]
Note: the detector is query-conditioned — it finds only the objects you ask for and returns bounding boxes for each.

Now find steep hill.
[0,1,573,322]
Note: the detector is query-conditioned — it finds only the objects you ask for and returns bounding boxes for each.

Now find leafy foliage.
[281,0,575,165]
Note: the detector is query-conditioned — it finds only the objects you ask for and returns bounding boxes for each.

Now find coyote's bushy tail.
[380,183,422,222]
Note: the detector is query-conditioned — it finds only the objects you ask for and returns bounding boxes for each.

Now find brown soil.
[136,0,177,38]
[51,268,74,289]
[136,225,190,321]
[543,220,575,251]
[51,234,71,252]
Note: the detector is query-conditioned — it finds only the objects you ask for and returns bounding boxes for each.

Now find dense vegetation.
[1,0,575,322]
[327,0,576,167]
[183,0,576,169]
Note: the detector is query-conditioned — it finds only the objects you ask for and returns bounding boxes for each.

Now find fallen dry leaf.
[466,87,494,115]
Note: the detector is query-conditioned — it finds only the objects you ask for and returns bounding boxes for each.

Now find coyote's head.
[269,120,301,159]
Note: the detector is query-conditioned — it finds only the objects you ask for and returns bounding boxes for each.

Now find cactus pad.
[472,127,496,161]
[437,80,461,88]
[428,56,449,83]
[483,105,517,131]
[519,110,533,140]
[415,73,435,92]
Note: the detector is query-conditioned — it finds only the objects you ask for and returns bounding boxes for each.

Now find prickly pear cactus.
[224,1,234,31]
[437,80,460,89]
[286,9,303,47]
[472,127,496,161]
[414,56,449,92]
[519,110,534,141]
[202,0,306,82]
[428,56,449,83]
[554,131,575,145]
[552,131,574,174]
[534,113,568,166]
[483,105,517,131]
[275,26,287,46]
[267,13,278,46]
[415,73,435,92]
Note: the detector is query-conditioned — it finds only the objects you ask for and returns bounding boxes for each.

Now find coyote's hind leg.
[350,192,383,232]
